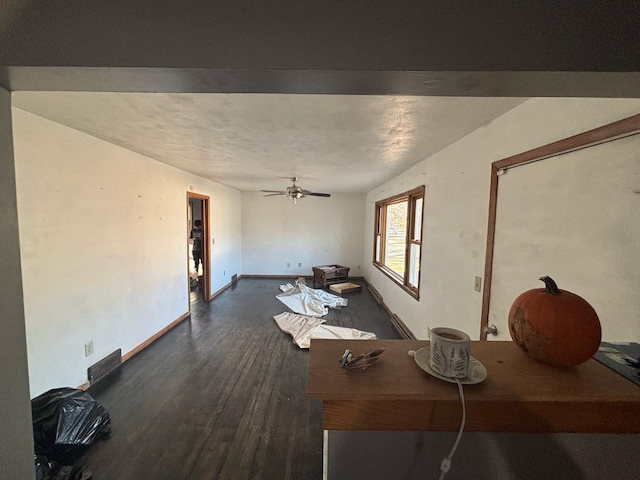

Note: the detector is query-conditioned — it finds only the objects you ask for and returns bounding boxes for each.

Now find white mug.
[430,327,471,378]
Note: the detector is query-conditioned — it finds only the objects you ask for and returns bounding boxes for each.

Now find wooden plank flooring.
[80,278,400,480]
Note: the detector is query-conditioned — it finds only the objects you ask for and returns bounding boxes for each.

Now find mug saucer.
[413,347,488,384]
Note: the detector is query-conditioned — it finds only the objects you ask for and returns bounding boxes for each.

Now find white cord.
[437,378,466,480]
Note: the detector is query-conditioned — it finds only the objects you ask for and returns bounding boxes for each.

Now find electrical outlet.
[357,265,361,270]
[287,262,290,267]
[85,341,94,357]
[223,270,226,276]
[298,262,302,267]
[474,276,482,292]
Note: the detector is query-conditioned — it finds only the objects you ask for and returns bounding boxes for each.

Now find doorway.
[187,192,210,305]
[480,114,640,340]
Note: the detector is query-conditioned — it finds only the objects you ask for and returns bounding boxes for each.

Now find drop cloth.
[277,281,348,317]
[273,312,376,349]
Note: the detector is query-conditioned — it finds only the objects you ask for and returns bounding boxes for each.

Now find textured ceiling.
[12,92,527,194]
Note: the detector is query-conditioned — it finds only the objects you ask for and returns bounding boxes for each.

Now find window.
[373,186,424,299]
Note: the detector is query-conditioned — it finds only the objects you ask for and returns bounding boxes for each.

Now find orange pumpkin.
[508,276,601,367]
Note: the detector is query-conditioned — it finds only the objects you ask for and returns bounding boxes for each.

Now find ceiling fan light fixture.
[260,176,330,203]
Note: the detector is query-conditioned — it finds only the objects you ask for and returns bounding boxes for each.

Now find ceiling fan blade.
[301,190,331,197]
[263,193,286,197]
[260,190,288,194]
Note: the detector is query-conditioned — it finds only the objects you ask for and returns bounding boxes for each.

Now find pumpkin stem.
[539,276,561,295]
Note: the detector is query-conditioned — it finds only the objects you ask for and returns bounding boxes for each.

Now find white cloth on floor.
[277,281,348,317]
[273,312,376,349]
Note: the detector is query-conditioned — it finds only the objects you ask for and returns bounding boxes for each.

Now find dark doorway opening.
[187,193,210,306]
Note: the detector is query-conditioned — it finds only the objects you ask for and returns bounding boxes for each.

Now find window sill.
[372,263,420,301]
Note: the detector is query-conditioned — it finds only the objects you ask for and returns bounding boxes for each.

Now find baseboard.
[122,311,191,362]
[210,280,232,300]
[76,311,190,390]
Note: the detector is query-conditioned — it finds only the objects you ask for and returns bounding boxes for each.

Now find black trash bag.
[35,456,93,480]
[32,388,111,463]
[35,455,51,480]
[49,464,93,480]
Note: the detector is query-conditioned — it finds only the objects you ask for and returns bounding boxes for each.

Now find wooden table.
[311,264,350,288]
[308,339,640,433]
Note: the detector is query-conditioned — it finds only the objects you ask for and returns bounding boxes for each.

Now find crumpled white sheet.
[273,312,376,349]
[277,280,348,317]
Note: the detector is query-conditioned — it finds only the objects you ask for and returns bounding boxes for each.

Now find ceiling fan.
[261,177,331,204]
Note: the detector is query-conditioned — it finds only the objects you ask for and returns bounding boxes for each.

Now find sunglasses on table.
[340,348,385,370]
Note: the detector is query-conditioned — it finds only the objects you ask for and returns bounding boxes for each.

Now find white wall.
[0,91,35,479]
[241,191,365,276]
[365,98,640,340]
[210,188,242,286]
[12,108,241,397]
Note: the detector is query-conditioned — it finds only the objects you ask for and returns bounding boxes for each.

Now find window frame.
[373,185,425,300]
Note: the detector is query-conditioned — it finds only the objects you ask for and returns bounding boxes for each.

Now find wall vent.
[87,349,122,385]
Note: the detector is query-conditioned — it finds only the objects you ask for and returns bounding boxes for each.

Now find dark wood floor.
[80,278,401,480]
